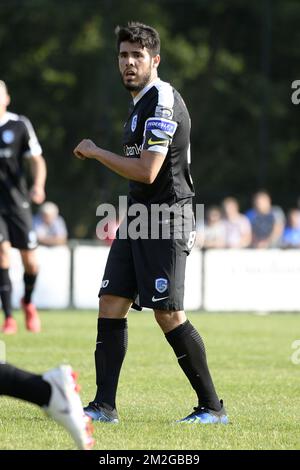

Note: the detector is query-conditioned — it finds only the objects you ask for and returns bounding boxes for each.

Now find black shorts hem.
[98,289,183,312]
[11,242,38,251]
[98,288,135,303]
[140,301,184,311]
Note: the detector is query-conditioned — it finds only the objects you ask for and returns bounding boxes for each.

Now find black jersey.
[123,78,195,205]
[0,112,42,212]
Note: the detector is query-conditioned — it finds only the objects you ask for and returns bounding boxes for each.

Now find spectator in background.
[33,202,67,246]
[270,204,286,247]
[246,191,286,248]
[281,209,300,248]
[222,197,252,248]
[201,206,226,249]
[246,191,278,249]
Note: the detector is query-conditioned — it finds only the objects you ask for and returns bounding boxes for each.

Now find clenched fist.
[73,139,99,160]
[29,185,46,204]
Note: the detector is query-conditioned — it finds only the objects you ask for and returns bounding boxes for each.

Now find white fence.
[204,249,300,311]
[9,246,300,311]
[11,246,70,309]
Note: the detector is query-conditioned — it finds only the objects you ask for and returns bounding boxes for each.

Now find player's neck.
[0,108,7,119]
[130,75,158,99]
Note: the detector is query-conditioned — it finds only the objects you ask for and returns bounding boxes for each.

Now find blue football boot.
[84,401,119,423]
[178,400,228,424]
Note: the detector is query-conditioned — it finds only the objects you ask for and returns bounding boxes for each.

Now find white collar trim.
[0,112,10,127]
[133,78,160,106]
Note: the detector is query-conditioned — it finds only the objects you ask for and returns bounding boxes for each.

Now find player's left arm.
[28,154,47,204]
[20,116,47,204]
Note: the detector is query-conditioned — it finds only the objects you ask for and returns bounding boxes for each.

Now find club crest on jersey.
[2,130,14,144]
[131,114,138,132]
[155,278,168,293]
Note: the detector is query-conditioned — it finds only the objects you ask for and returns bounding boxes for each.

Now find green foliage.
[0,0,299,235]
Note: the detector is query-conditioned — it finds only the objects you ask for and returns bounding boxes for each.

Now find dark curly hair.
[115,22,160,56]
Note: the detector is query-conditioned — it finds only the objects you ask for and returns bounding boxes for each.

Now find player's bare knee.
[154,310,186,333]
[23,260,38,274]
[20,250,38,274]
[99,296,112,316]
[0,242,11,267]
[98,295,131,318]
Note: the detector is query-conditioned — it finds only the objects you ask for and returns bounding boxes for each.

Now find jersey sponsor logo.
[2,130,14,144]
[152,295,169,302]
[155,105,173,119]
[131,114,138,132]
[155,277,168,293]
[147,137,168,146]
[145,117,177,136]
[101,280,109,288]
[124,143,142,157]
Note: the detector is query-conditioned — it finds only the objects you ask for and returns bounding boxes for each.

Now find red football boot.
[1,317,18,335]
[21,299,41,333]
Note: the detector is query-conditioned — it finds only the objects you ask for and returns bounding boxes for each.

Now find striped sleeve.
[142,80,177,155]
[20,115,42,157]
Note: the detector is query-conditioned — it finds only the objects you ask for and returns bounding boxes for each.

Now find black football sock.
[94,318,128,409]
[23,272,38,304]
[165,320,221,411]
[0,363,51,407]
[0,268,12,318]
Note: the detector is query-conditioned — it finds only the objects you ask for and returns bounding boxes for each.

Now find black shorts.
[0,208,37,250]
[98,202,196,311]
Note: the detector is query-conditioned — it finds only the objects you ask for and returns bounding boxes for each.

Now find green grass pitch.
[0,310,299,450]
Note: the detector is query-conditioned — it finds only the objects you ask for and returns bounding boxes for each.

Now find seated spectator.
[246,191,276,248]
[33,202,68,246]
[201,206,226,249]
[222,197,252,248]
[281,209,300,248]
[270,204,286,247]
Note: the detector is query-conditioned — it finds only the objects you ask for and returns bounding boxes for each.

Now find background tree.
[0,0,299,236]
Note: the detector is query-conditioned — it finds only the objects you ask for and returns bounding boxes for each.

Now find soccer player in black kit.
[74,23,228,424]
[0,80,46,334]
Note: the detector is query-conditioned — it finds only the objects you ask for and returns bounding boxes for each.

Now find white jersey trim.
[133,78,161,106]
[145,144,169,156]
[154,80,175,113]
[0,112,42,157]
[19,115,42,157]
[0,112,19,127]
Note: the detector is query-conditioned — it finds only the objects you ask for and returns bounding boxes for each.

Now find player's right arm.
[73,111,178,184]
[73,139,166,184]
